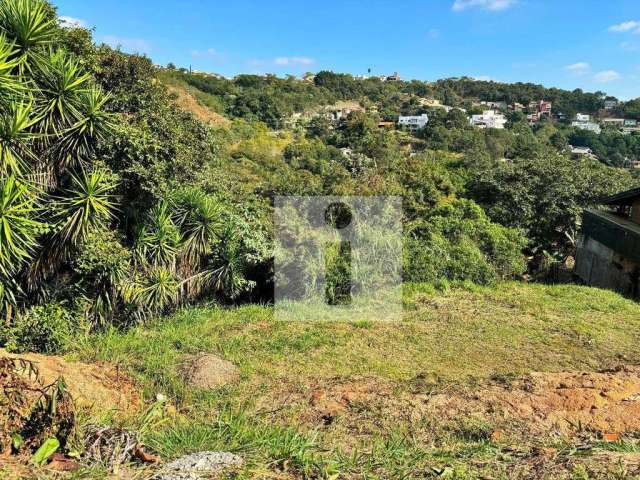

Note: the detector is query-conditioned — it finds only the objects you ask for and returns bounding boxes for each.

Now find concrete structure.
[575,113,591,122]
[570,145,593,156]
[470,110,507,129]
[625,119,638,127]
[398,114,429,131]
[575,188,640,297]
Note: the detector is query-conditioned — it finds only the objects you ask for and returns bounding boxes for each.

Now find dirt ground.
[0,349,140,415]
[261,365,640,444]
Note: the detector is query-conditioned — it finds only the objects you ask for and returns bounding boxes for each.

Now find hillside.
[64,282,640,479]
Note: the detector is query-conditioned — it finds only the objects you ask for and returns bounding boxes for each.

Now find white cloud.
[102,35,151,54]
[593,70,621,83]
[609,20,640,33]
[565,62,591,75]
[273,56,315,66]
[59,16,86,28]
[452,0,516,12]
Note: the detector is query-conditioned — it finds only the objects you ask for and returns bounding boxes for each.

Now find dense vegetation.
[0,0,638,355]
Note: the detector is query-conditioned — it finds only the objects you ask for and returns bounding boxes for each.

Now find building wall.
[575,235,640,297]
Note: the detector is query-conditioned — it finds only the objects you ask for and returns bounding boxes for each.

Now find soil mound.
[179,353,240,389]
[0,349,140,414]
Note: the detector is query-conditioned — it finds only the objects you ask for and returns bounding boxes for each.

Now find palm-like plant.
[0,175,40,276]
[35,50,90,134]
[51,86,113,169]
[201,224,254,300]
[0,101,37,176]
[134,201,181,269]
[0,0,55,68]
[137,267,178,315]
[54,168,116,246]
[175,188,222,266]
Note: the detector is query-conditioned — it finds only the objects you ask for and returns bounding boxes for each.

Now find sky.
[53,0,640,100]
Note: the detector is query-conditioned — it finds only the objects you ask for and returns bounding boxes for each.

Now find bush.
[404,199,527,285]
[3,303,78,354]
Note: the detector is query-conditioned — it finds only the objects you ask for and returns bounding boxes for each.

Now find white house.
[470,110,507,129]
[571,120,601,134]
[572,113,601,134]
[398,114,429,131]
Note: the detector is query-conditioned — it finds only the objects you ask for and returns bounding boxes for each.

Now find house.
[398,114,429,132]
[569,145,593,156]
[572,114,601,134]
[575,188,640,297]
[509,102,525,112]
[604,99,619,110]
[377,121,395,129]
[528,100,552,117]
[481,100,507,111]
[386,72,401,82]
[624,119,638,127]
[323,102,365,122]
[470,110,507,129]
[601,118,625,127]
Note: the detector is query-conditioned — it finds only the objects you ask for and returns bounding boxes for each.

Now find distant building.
[528,100,552,117]
[601,118,625,127]
[572,121,601,134]
[575,188,640,297]
[470,110,507,129]
[624,119,638,127]
[386,72,401,82]
[509,102,525,112]
[572,113,601,134]
[570,145,593,156]
[481,100,507,111]
[604,99,619,110]
[398,114,429,131]
[377,121,395,129]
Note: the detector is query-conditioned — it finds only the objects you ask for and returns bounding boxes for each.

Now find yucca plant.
[200,224,255,300]
[174,188,222,266]
[137,267,178,315]
[0,0,56,69]
[0,101,38,176]
[134,201,181,269]
[0,175,41,275]
[54,168,116,246]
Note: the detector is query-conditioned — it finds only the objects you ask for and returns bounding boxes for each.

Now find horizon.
[52,0,640,100]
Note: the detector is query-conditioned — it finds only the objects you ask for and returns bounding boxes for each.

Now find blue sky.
[54,0,640,99]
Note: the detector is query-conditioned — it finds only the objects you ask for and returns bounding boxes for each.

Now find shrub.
[3,303,78,354]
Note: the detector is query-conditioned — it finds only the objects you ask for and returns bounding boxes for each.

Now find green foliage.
[469,152,636,252]
[405,200,527,285]
[3,302,77,353]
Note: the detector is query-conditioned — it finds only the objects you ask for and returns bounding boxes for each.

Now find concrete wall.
[575,235,640,297]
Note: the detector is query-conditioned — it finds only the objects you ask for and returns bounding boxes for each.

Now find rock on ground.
[154,451,242,480]
[179,353,240,389]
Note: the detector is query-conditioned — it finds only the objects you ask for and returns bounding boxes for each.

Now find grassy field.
[65,282,640,479]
